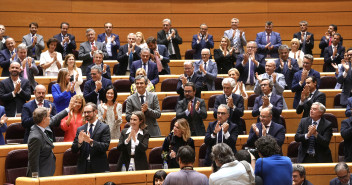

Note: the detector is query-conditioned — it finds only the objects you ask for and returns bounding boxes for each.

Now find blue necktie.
[31,36,36,58]
[217,126,223,143]
[128,52,133,69]
[89,124,93,137]
[307,121,317,155]
[143,63,147,73]
[63,35,67,57]
[249,60,255,84]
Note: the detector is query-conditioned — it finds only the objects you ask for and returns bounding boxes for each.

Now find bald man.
[0,38,17,76]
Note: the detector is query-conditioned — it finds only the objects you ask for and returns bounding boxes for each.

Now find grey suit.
[126,92,161,137]
[27,109,68,177]
[16,58,39,91]
[223,29,247,55]
[78,41,107,74]
[193,60,218,91]
[22,33,44,60]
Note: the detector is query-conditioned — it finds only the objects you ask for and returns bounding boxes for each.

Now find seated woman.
[228,68,248,100]
[0,105,8,145]
[62,54,83,94]
[60,95,85,142]
[98,85,122,139]
[214,36,236,74]
[130,68,155,94]
[153,170,167,185]
[52,68,76,112]
[117,111,149,171]
[162,118,195,168]
[135,32,148,49]
[289,38,304,68]
[40,38,63,76]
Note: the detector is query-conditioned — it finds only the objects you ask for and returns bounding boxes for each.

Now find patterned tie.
[63,35,67,57]
[307,121,317,155]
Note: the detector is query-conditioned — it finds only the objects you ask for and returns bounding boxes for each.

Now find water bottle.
[121,164,126,172]
[128,161,135,171]
[163,161,168,169]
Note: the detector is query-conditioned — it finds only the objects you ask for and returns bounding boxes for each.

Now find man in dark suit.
[0,24,9,50]
[72,103,110,174]
[297,76,326,118]
[329,162,352,185]
[22,22,44,60]
[319,24,343,57]
[292,54,321,108]
[53,22,76,58]
[16,43,39,92]
[176,82,207,136]
[22,85,57,143]
[204,104,238,166]
[213,78,244,134]
[0,62,31,117]
[97,22,120,60]
[293,21,314,55]
[157,18,182,59]
[0,38,17,76]
[129,48,159,86]
[274,45,299,89]
[247,107,286,148]
[116,33,141,75]
[346,97,352,117]
[292,164,314,185]
[191,23,214,59]
[337,48,352,107]
[176,61,204,100]
[83,65,112,104]
[146,36,170,75]
[27,102,71,177]
[341,117,352,162]
[78,28,107,74]
[324,33,345,72]
[255,21,282,58]
[236,41,266,90]
[295,102,333,163]
[193,48,218,91]
[85,50,111,80]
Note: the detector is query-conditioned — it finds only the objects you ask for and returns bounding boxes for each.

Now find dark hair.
[103,85,117,103]
[176,146,195,165]
[146,36,157,44]
[184,82,195,91]
[333,33,341,39]
[255,135,281,157]
[153,170,167,185]
[132,111,147,129]
[293,164,306,178]
[235,150,251,164]
[306,75,317,83]
[103,182,116,185]
[46,38,59,48]
[266,21,273,26]
[330,24,338,31]
[85,102,97,111]
[29,22,38,28]
[60,22,69,28]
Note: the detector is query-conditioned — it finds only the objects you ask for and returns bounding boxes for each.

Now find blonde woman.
[136,32,148,49]
[214,36,236,74]
[130,68,155,94]
[52,68,76,112]
[289,38,304,68]
[228,68,248,100]
[62,54,83,94]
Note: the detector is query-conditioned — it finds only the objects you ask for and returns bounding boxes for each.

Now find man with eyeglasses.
[337,48,352,107]
[204,104,238,166]
[129,48,159,86]
[157,18,182,60]
[330,163,352,185]
[324,33,345,72]
[86,50,111,80]
[246,107,285,148]
[193,48,218,91]
[116,33,141,75]
[274,45,299,89]
[224,18,247,55]
[176,61,204,100]
[191,24,214,59]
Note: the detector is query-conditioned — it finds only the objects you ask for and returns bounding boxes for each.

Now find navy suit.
[255,31,282,58]
[116,44,141,75]
[252,94,283,124]
[176,72,204,100]
[0,106,7,145]
[53,33,76,58]
[246,122,286,148]
[329,175,352,185]
[291,69,321,108]
[193,60,218,90]
[21,100,57,143]
[83,77,112,104]
[97,33,120,60]
[293,32,314,55]
[129,60,160,85]
[150,44,170,74]
[0,49,17,76]
[296,90,326,118]
[213,94,244,134]
[341,117,352,162]
[85,63,111,81]
[274,58,299,89]
[236,53,266,83]
[204,120,238,166]
[324,44,345,72]
[319,35,343,57]
[191,34,214,59]
[337,62,352,106]
[345,97,352,117]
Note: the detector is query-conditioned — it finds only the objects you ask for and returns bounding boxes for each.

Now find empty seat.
[52,126,65,142]
[108,147,121,172]
[208,95,218,111]
[37,65,43,76]
[62,148,79,175]
[161,96,178,112]
[185,49,195,59]
[113,79,132,93]
[48,81,57,94]
[122,100,127,113]
[247,94,259,110]
[161,79,179,92]
[334,93,346,108]
[5,123,25,144]
[198,143,207,167]
[214,77,223,90]
[280,115,287,130]
[324,113,338,132]
[5,149,28,185]
[319,76,337,89]
[287,141,300,163]
[239,117,246,135]
[149,146,163,169]
[338,141,345,162]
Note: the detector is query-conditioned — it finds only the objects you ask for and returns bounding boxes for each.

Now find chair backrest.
[185,49,195,59]
[169,117,177,133]
[108,147,121,172]
[338,141,345,162]
[161,79,179,92]
[240,117,246,135]
[113,79,132,93]
[324,113,338,132]
[334,93,345,108]
[80,79,87,93]
[287,141,300,163]
[122,100,127,113]
[72,50,79,60]
[198,143,207,167]
[113,63,119,75]
[37,65,43,76]
[52,126,65,142]
[319,76,337,89]
[208,95,218,111]
[247,94,259,110]
[5,122,25,144]
[5,149,28,184]
[62,148,79,175]
[149,146,163,169]
[48,81,57,94]
[214,77,223,90]
[162,96,179,112]
[280,115,287,130]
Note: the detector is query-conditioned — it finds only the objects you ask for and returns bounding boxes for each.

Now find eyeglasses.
[83,111,93,114]
[260,84,269,87]
[217,112,227,115]
[184,90,193,93]
[337,174,349,180]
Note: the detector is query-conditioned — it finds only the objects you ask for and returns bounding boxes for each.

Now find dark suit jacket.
[150,44,170,74]
[78,41,107,74]
[345,97,352,117]
[329,175,352,185]
[341,117,352,162]
[116,128,149,171]
[21,100,57,143]
[130,60,160,85]
[274,58,300,89]
[176,72,204,100]
[191,34,214,59]
[71,120,111,174]
[53,33,76,57]
[116,44,141,75]
[83,77,112,104]
[324,44,345,72]
[157,29,182,59]
[319,35,343,57]
[0,48,17,76]
[255,31,282,58]
[85,62,111,81]
[295,117,333,163]
[97,33,120,60]
[176,97,207,136]
[291,69,321,108]
[296,90,326,118]
[213,49,236,74]
[26,109,68,177]
[16,57,39,91]
[0,77,31,116]
[236,53,266,83]
[213,94,244,133]
[246,122,286,148]
[252,93,283,124]
[337,62,352,106]
[0,106,7,145]
[204,120,238,166]
[293,32,314,55]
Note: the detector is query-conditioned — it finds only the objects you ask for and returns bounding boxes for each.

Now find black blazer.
[116,44,141,75]
[341,117,352,162]
[246,122,286,148]
[71,120,111,174]
[116,128,149,171]
[213,49,236,74]
[176,72,204,100]
[293,32,314,55]
[295,117,333,163]
[53,33,77,57]
[83,77,112,104]
[296,90,326,118]
[252,93,283,124]
[157,29,183,59]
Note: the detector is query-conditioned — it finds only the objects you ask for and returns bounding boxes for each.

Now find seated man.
[176,61,204,100]
[191,23,214,59]
[296,76,326,118]
[274,45,299,89]
[295,102,333,163]
[146,36,170,75]
[129,48,159,86]
[329,162,352,185]
[193,48,217,91]
[116,33,141,75]
[86,50,111,80]
[255,21,282,58]
[323,33,345,72]
[292,164,313,185]
[83,65,112,104]
[0,38,17,76]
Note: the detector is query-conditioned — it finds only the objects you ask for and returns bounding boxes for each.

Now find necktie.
[266,34,271,58]
[44,130,53,143]
[128,52,133,70]
[63,35,67,57]
[38,102,43,107]
[167,32,174,55]
[302,32,306,53]
[140,95,144,104]
[249,60,255,84]
[217,126,223,143]
[31,35,36,58]
[23,65,28,79]
[143,63,147,72]
[190,100,194,115]
[89,124,93,138]
[328,36,332,46]
[308,121,317,155]
[154,50,163,72]
[91,42,94,49]
[187,77,191,82]
[204,62,207,71]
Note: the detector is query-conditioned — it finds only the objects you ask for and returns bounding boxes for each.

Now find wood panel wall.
[0,0,351,58]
